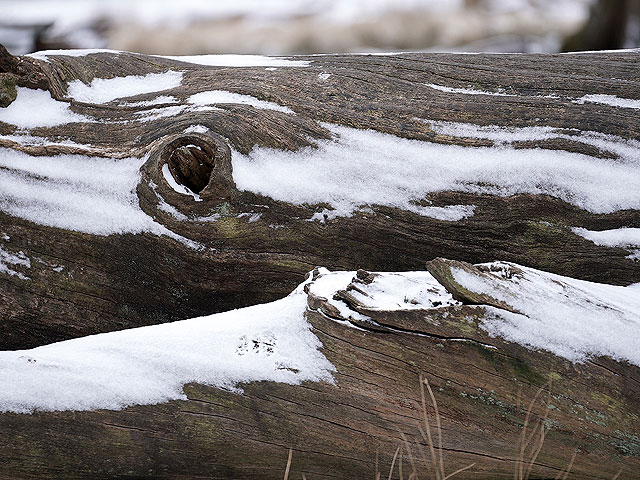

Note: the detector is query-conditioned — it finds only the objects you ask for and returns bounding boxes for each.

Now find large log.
[0,45,639,479]
[1,46,638,349]
[1,262,639,479]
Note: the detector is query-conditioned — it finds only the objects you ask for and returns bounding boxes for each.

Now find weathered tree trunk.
[0,46,639,479]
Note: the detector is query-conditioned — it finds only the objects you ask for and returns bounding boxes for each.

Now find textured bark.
[1,271,639,479]
[1,47,639,350]
[0,46,639,479]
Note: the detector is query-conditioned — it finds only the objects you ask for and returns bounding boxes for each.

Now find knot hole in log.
[158,133,235,201]
[166,138,216,194]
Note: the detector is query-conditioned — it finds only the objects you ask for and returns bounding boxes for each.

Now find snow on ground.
[452,262,640,366]
[67,71,183,104]
[0,88,89,128]
[232,123,640,219]
[0,280,334,413]
[188,90,294,114]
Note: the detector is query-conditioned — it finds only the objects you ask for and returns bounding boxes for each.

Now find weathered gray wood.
[1,268,639,479]
[1,45,639,479]
[1,47,639,349]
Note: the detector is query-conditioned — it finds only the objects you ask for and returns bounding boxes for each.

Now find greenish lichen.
[0,74,17,108]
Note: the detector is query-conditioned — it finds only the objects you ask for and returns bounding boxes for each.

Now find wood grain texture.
[1,46,639,479]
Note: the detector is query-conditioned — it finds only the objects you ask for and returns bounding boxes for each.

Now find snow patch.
[572,227,640,248]
[232,123,640,217]
[426,83,515,96]
[574,94,640,110]
[162,163,202,202]
[0,246,31,280]
[188,90,294,114]
[67,71,183,104]
[28,49,122,61]
[311,269,459,312]
[119,95,178,107]
[161,54,310,67]
[452,262,640,366]
[0,133,95,151]
[0,148,189,242]
[0,88,89,128]
[184,124,209,134]
[0,282,334,413]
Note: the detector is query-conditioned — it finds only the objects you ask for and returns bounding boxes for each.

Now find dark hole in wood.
[167,141,216,194]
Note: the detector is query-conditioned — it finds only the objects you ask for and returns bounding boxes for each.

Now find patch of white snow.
[0,281,334,413]
[188,90,294,114]
[452,262,640,366]
[0,88,89,128]
[67,71,183,104]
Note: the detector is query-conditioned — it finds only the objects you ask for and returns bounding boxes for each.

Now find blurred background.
[1,0,639,56]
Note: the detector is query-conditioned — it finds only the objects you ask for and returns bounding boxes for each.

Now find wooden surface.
[1,46,639,479]
[1,265,639,479]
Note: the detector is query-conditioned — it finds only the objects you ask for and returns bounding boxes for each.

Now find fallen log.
[1,46,639,349]
[1,262,639,479]
[0,45,639,479]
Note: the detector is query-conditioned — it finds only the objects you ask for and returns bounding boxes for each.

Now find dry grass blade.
[515,379,552,480]
[283,448,293,480]
[423,376,446,480]
[418,374,475,480]
[388,446,401,480]
[611,467,623,480]
[523,422,547,480]
[555,450,577,480]
[399,430,419,479]
[420,374,441,480]
[443,463,476,480]
[523,387,552,480]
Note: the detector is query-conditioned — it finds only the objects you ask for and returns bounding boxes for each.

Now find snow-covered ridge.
[2,262,639,414]
[161,54,310,67]
[0,280,335,414]
[452,262,640,366]
[28,49,310,67]
[27,49,123,61]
